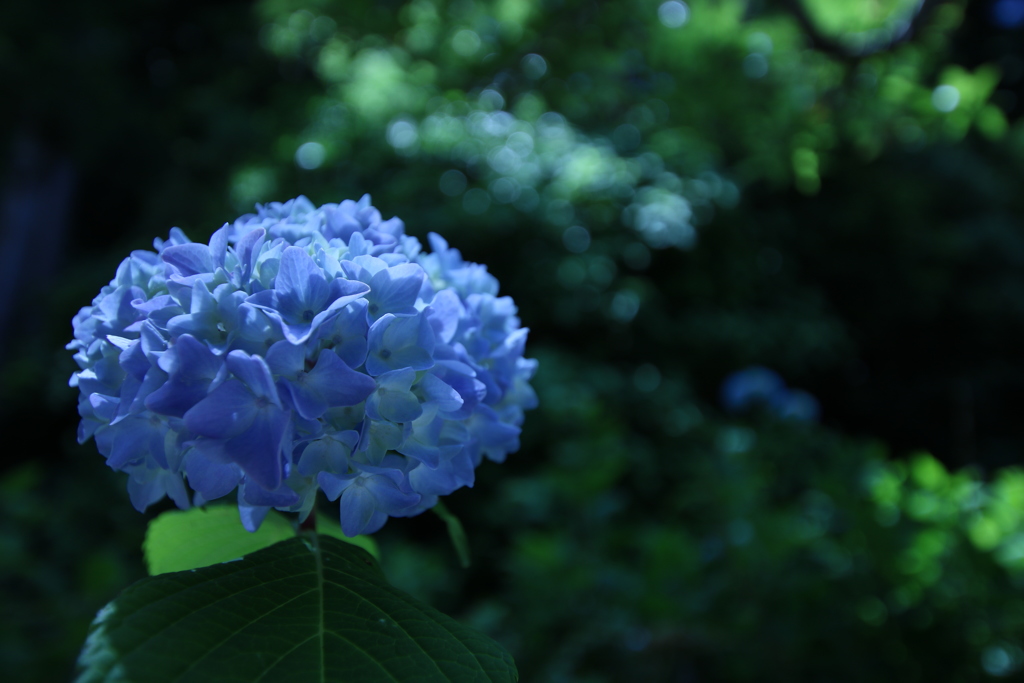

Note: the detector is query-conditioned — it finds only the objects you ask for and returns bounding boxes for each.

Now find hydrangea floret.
[68,196,537,535]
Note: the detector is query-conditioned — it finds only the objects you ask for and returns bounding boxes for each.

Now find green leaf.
[78,534,517,683]
[144,506,380,575]
[144,505,295,576]
[432,500,471,569]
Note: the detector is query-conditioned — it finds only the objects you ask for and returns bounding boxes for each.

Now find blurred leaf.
[909,452,947,491]
[433,499,471,569]
[800,0,924,47]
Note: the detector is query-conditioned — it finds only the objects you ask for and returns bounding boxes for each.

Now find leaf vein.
[326,562,503,679]
[115,566,317,661]
[170,587,319,682]
[320,561,460,679]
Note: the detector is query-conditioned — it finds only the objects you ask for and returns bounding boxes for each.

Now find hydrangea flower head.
[68,195,537,535]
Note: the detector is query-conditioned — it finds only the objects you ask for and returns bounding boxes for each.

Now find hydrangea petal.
[304,350,376,410]
[238,498,272,533]
[366,368,421,423]
[338,484,382,537]
[275,246,331,319]
[146,334,222,417]
[365,313,435,376]
[184,449,243,501]
[298,430,358,477]
[161,243,214,277]
[183,380,257,440]
[219,406,291,491]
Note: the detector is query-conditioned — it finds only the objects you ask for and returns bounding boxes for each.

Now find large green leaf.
[144,506,379,575]
[78,534,517,683]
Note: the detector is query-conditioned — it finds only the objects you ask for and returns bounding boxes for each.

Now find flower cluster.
[68,196,537,535]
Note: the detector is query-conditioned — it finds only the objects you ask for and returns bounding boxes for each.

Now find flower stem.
[300,506,317,532]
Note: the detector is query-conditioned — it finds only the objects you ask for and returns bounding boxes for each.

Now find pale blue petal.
[318,471,357,501]
[238,498,272,533]
[339,483,378,537]
[275,246,330,319]
[161,243,214,276]
[264,339,306,378]
[414,373,464,413]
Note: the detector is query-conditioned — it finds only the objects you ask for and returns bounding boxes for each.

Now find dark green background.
[4,0,1024,680]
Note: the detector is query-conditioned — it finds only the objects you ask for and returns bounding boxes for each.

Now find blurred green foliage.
[5,0,1024,680]
[437,350,1024,680]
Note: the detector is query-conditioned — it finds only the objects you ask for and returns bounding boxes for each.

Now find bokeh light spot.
[439,169,468,196]
[513,186,540,212]
[561,225,591,253]
[386,119,419,150]
[856,597,888,627]
[626,188,695,249]
[716,427,756,454]
[633,363,662,392]
[982,644,1018,676]
[479,89,506,111]
[230,167,276,210]
[490,177,520,203]
[521,53,548,79]
[747,31,773,56]
[743,53,769,79]
[658,1,690,28]
[507,131,535,156]
[610,290,640,322]
[452,29,481,57]
[309,16,337,41]
[932,84,961,112]
[462,187,491,214]
[295,141,326,170]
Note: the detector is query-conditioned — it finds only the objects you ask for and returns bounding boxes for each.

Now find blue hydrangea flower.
[68,195,538,535]
[720,365,819,422]
[719,366,787,413]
